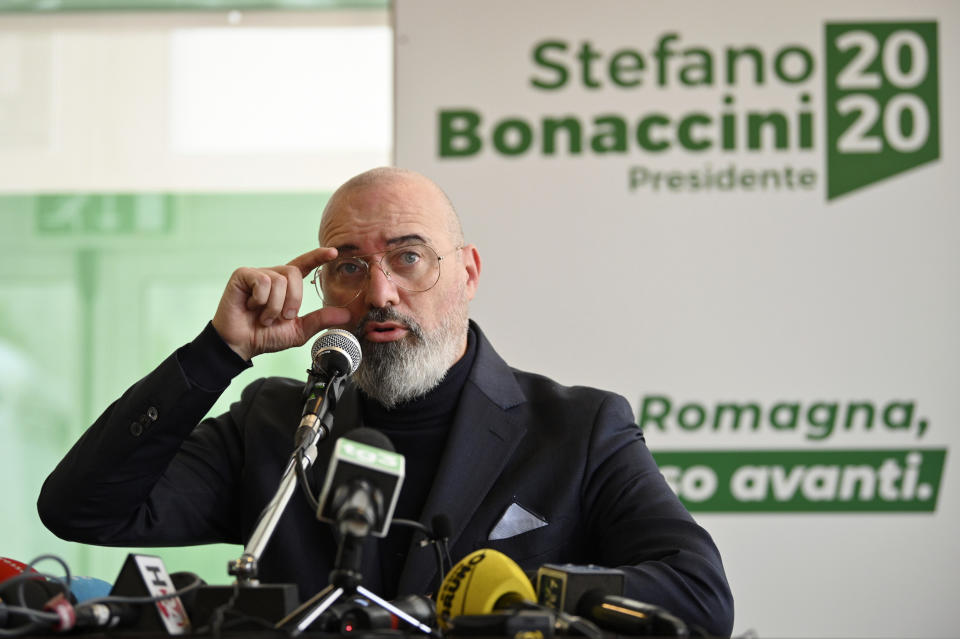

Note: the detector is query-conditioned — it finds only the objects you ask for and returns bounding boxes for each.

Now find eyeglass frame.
[311,243,464,307]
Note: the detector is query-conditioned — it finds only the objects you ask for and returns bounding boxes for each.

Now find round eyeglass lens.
[313,244,442,307]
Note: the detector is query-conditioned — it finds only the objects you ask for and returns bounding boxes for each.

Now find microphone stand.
[228,375,345,584]
[277,532,438,637]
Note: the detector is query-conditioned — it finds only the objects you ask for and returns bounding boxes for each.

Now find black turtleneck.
[359,325,477,597]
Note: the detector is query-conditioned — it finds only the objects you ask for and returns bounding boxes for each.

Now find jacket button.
[130,421,143,437]
[146,406,159,421]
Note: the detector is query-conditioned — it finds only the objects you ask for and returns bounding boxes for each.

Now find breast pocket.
[478,516,571,567]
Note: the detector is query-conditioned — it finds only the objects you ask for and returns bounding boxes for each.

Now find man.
[38,168,734,636]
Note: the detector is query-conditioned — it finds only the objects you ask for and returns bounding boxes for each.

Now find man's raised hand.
[211,247,351,361]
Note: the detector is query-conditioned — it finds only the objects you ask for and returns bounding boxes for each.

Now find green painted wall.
[0,192,331,585]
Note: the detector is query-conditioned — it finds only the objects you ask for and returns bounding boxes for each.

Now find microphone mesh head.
[311,329,362,375]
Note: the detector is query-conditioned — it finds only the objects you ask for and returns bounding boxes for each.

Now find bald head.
[319,167,464,248]
[312,167,482,407]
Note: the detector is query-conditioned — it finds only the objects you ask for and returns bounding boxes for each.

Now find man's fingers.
[300,306,352,341]
[235,265,304,325]
[258,271,290,326]
[235,268,272,309]
[288,246,338,278]
[216,258,342,360]
[272,264,303,321]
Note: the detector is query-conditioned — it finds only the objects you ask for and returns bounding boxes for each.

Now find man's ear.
[461,244,481,301]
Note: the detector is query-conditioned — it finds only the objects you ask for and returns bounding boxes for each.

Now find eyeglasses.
[312,243,462,307]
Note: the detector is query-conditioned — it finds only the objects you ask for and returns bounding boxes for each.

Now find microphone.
[227,331,360,594]
[436,549,537,630]
[295,329,361,450]
[436,551,600,638]
[0,557,66,630]
[431,514,453,544]
[310,328,362,380]
[73,570,201,631]
[316,428,405,538]
[430,514,453,576]
[74,601,138,630]
[536,564,689,636]
[577,590,689,636]
[0,557,36,583]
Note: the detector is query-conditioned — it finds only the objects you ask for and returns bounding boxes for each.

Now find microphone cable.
[391,518,450,594]
[0,554,74,636]
[430,514,454,575]
[0,554,203,637]
[294,378,338,513]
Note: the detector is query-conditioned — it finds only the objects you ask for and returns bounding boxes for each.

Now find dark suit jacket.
[38,321,733,636]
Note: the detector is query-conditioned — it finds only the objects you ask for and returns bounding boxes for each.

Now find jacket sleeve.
[581,393,735,637]
[36,323,253,547]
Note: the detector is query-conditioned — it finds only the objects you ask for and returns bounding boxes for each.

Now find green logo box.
[825,21,940,199]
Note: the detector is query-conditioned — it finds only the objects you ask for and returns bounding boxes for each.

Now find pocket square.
[489,502,548,540]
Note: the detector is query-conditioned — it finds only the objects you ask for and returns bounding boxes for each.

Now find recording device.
[316,428,405,538]
[296,329,362,450]
[436,549,537,630]
[536,564,624,614]
[536,564,689,636]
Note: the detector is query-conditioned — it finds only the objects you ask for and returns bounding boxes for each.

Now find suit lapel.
[395,323,527,596]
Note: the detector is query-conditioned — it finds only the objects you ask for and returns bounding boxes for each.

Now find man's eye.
[392,250,422,268]
[336,261,365,277]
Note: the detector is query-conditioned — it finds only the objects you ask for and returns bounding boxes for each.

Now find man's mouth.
[363,321,410,343]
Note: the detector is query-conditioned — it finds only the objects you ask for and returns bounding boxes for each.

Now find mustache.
[353,307,425,341]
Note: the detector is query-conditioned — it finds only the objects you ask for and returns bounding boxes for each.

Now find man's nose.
[363,262,400,308]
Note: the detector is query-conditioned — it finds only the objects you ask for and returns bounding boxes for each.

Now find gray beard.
[351,306,467,409]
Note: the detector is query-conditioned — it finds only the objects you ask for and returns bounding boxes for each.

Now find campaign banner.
[395,1,959,637]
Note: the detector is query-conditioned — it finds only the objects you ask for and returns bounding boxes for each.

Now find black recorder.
[536,564,625,613]
[536,564,689,636]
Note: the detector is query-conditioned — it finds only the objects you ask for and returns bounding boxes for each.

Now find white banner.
[395,1,959,637]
